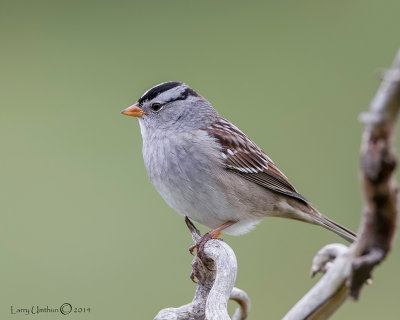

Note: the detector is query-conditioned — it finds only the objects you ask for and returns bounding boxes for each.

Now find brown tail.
[312,213,357,243]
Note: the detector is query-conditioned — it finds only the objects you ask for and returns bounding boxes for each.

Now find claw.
[188,232,223,257]
[189,244,196,255]
[190,270,197,283]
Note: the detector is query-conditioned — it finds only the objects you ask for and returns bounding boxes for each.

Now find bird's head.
[121,82,218,135]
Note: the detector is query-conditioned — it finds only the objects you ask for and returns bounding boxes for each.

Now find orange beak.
[120,103,146,117]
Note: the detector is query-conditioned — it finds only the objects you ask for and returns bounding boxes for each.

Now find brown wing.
[206,118,308,204]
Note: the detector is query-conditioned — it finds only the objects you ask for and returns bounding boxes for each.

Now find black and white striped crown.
[138,81,199,105]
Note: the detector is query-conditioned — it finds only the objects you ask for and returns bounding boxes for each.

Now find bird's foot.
[189,231,223,256]
[189,231,224,275]
[189,233,223,282]
[184,217,236,282]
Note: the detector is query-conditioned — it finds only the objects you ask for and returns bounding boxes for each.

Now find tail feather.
[312,214,357,243]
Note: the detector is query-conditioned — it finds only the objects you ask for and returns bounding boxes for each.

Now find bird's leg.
[189,220,236,256]
[185,218,236,282]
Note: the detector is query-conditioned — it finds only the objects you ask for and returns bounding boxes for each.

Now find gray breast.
[141,129,230,228]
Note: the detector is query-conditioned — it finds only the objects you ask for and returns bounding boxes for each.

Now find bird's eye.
[150,103,163,112]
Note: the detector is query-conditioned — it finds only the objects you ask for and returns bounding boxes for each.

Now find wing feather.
[206,118,308,204]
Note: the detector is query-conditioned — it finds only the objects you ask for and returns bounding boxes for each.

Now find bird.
[121,81,357,252]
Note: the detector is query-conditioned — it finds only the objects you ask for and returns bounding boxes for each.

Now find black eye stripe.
[164,88,199,103]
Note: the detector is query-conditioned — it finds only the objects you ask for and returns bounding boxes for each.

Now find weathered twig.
[283,48,400,318]
[350,49,400,298]
[154,217,250,320]
[283,243,352,320]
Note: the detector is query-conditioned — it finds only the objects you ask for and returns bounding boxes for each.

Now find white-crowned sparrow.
[121,81,356,249]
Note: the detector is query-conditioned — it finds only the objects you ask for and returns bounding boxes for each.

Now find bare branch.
[283,244,352,320]
[154,218,250,320]
[350,49,400,299]
[310,243,349,277]
[230,288,251,320]
[283,48,400,318]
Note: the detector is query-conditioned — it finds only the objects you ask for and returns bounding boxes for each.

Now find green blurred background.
[1,1,399,319]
